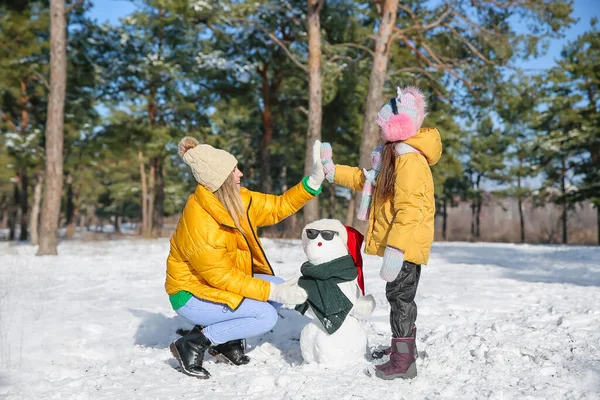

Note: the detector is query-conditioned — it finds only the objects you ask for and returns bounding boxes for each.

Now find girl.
[166,137,324,379]
[320,87,442,379]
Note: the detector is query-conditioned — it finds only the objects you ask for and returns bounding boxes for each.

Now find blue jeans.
[176,274,284,344]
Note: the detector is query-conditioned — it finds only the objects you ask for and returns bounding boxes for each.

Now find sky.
[89,0,600,71]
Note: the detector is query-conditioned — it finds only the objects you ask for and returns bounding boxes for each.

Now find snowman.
[295,219,376,365]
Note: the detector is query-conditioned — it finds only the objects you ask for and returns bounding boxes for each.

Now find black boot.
[169,325,211,379]
[208,339,250,365]
[176,328,250,366]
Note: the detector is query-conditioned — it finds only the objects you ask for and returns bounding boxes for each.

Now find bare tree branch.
[397,3,417,21]
[419,40,477,94]
[471,0,527,9]
[65,0,85,14]
[34,71,51,90]
[398,36,438,69]
[393,4,453,38]
[453,10,497,37]
[267,32,308,72]
[329,42,375,58]
[421,6,453,31]
[444,24,493,65]
[0,113,19,132]
[230,16,308,72]
[297,106,309,116]
[327,51,369,64]
[398,34,479,97]
[387,66,429,76]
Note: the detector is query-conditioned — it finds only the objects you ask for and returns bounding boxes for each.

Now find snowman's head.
[301,219,349,265]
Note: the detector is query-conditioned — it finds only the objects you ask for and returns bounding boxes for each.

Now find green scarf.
[295,255,358,335]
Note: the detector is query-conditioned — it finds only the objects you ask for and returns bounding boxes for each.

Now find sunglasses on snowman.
[305,229,339,241]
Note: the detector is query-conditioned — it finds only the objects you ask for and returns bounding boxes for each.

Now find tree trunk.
[470,201,475,238]
[344,195,355,227]
[328,184,335,218]
[475,174,482,238]
[114,214,120,234]
[1,208,8,230]
[147,160,156,237]
[9,178,19,241]
[65,173,75,239]
[79,212,86,231]
[442,197,447,241]
[303,0,324,224]
[518,196,525,244]
[475,198,481,238]
[1,194,8,229]
[87,205,97,231]
[37,0,67,256]
[259,67,274,194]
[29,172,44,246]
[353,0,399,232]
[151,156,164,238]
[17,82,30,242]
[18,168,28,241]
[281,164,298,237]
[597,205,600,246]
[517,161,525,243]
[138,151,150,238]
[561,157,567,244]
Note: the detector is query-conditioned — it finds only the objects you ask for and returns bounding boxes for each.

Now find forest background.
[1,0,599,253]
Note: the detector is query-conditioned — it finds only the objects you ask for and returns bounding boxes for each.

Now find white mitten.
[268,280,307,305]
[352,294,376,318]
[306,140,325,191]
[380,246,405,282]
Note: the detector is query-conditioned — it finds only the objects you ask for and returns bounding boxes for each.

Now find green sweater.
[169,291,193,310]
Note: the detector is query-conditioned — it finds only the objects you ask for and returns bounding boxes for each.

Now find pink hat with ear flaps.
[376,86,427,142]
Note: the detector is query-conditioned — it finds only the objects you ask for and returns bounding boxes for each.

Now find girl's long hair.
[373,142,398,208]
[214,172,246,233]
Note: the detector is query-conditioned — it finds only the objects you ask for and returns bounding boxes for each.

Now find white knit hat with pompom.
[178,136,238,192]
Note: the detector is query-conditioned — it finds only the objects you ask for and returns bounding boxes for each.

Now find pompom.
[178,136,199,158]
[381,114,417,142]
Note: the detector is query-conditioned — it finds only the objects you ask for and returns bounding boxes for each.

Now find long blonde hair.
[214,172,246,233]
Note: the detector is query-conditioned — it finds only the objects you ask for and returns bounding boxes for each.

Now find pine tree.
[464,115,510,239]
[91,0,213,237]
[554,21,600,244]
[495,74,539,243]
[0,0,49,241]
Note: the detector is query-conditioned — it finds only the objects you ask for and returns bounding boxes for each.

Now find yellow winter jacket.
[165,179,317,310]
[334,128,442,265]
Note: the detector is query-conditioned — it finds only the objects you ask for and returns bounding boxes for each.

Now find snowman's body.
[298,219,375,366]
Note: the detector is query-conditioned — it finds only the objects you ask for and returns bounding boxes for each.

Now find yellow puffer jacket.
[334,128,442,265]
[165,180,317,310]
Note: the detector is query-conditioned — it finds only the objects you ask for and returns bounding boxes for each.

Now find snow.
[1,239,599,399]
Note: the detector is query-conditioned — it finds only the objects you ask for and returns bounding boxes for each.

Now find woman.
[166,136,324,379]
[320,87,442,379]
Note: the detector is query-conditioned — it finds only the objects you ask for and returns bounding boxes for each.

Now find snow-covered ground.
[0,239,599,399]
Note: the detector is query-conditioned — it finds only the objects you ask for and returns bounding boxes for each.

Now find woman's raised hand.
[306,140,325,191]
